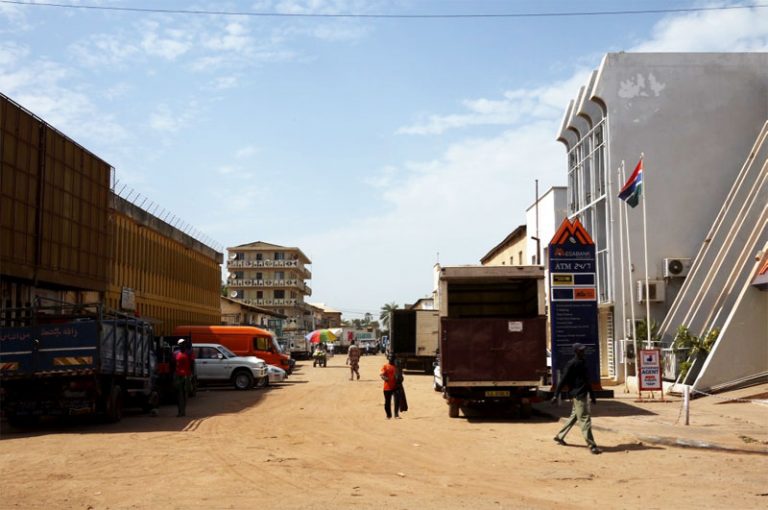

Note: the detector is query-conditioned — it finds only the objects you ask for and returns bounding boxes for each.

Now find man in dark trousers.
[173,339,193,417]
[551,343,602,454]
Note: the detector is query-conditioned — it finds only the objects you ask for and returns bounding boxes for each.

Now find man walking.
[551,343,602,454]
[346,340,361,380]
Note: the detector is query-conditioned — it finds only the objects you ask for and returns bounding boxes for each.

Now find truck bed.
[440,317,546,385]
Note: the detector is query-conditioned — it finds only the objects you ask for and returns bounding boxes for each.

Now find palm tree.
[379,302,399,330]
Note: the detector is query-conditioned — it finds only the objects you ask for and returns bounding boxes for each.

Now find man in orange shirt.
[380,356,400,419]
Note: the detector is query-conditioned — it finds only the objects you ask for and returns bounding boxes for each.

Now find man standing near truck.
[551,343,602,454]
[174,339,193,417]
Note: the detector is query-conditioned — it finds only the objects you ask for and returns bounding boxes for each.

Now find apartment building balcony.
[242,298,302,307]
[228,278,311,292]
[228,259,304,269]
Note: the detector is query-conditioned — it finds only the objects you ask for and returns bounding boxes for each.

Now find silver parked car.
[192,343,269,390]
[267,365,287,385]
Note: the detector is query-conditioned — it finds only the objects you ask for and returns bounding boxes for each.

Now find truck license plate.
[485,390,510,397]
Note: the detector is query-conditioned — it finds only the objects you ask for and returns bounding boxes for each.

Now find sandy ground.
[1,354,766,510]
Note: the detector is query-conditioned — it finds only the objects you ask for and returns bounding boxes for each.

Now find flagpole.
[616,163,629,392]
[621,161,641,398]
[640,154,652,351]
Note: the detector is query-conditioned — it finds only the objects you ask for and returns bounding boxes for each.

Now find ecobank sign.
[548,218,601,389]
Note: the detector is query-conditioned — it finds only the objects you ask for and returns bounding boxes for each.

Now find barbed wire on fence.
[112,179,224,254]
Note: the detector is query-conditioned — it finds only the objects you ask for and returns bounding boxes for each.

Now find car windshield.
[271,337,284,354]
[218,345,237,358]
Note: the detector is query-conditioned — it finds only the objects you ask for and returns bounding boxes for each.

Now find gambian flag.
[618,159,643,208]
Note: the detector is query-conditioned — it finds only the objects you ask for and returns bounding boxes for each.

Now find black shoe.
[590,446,602,455]
[553,436,566,446]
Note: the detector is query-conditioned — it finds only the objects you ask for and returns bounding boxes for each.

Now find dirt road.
[1,354,766,509]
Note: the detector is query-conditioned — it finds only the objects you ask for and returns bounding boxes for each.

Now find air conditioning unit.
[664,257,692,278]
[636,280,665,303]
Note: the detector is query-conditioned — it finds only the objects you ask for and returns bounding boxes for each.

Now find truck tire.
[448,401,460,418]
[520,401,533,419]
[233,370,254,390]
[105,386,123,423]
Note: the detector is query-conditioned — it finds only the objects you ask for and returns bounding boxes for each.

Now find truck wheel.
[520,401,533,419]
[106,386,123,423]
[448,401,460,418]
[233,370,254,390]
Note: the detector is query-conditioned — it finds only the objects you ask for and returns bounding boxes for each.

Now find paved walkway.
[538,382,768,454]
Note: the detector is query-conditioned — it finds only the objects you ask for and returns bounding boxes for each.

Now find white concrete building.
[526,186,567,267]
[557,53,768,381]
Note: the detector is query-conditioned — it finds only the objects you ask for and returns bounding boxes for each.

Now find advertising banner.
[638,349,663,391]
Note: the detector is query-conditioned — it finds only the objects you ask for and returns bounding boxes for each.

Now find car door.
[195,347,222,381]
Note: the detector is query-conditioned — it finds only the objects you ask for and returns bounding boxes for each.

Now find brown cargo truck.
[437,265,547,418]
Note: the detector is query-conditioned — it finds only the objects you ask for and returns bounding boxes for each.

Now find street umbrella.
[305,329,339,344]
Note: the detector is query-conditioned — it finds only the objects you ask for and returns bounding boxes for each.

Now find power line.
[1,0,766,19]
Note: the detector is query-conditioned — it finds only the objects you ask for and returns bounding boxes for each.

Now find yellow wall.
[105,213,221,336]
[483,237,528,266]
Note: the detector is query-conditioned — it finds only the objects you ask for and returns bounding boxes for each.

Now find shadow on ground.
[0,383,280,438]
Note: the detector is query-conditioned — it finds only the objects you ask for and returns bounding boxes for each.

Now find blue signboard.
[548,218,601,390]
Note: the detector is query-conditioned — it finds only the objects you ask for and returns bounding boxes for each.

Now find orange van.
[173,325,293,374]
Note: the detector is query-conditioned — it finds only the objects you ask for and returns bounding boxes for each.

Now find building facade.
[226,241,313,334]
[480,225,527,266]
[525,186,567,267]
[1,93,110,313]
[107,196,223,336]
[221,296,286,332]
[307,303,342,329]
[557,53,768,380]
[1,93,224,335]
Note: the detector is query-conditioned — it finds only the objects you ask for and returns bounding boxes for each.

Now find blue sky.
[2,1,767,318]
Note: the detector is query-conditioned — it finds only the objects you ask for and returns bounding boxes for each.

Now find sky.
[1,0,767,319]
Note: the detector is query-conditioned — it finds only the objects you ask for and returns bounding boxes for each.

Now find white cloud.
[69,34,140,68]
[217,165,238,175]
[203,22,253,52]
[140,21,192,60]
[148,103,196,133]
[397,71,592,135]
[632,4,768,52]
[299,120,566,311]
[235,145,259,159]
[103,82,132,101]
[0,42,28,67]
[213,76,238,89]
